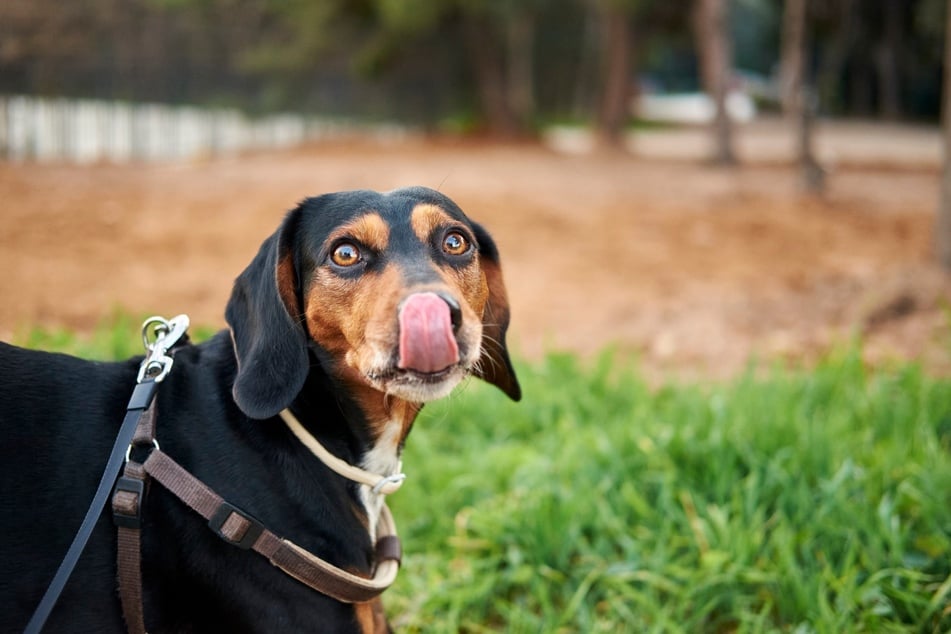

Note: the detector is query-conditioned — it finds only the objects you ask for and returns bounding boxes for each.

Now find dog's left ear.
[226,206,310,419]
[472,222,521,401]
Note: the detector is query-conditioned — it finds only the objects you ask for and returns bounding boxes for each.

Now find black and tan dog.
[0,187,520,633]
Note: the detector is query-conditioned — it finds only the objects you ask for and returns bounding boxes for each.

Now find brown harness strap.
[116,527,145,634]
[111,413,402,632]
[112,411,154,634]
[131,409,155,447]
[115,526,144,632]
[141,450,402,604]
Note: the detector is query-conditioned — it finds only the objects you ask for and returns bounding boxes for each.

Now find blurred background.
[0,0,949,377]
[4,3,951,631]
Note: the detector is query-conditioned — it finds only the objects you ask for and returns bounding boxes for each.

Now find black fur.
[0,187,519,633]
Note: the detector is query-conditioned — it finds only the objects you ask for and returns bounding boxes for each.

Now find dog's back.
[0,342,139,631]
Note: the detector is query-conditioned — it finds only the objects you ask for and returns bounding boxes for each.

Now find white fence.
[0,95,404,164]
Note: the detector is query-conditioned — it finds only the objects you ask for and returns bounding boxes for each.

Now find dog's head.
[226,187,520,420]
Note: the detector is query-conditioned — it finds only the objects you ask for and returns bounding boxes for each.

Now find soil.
[2,121,949,379]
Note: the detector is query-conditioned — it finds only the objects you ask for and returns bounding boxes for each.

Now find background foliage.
[0,0,945,131]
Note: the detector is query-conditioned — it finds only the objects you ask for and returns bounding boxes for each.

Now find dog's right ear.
[471,221,521,402]
[226,206,310,420]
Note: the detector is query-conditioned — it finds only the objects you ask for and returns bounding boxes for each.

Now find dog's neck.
[346,383,420,539]
[353,392,419,539]
[291,362,420,539]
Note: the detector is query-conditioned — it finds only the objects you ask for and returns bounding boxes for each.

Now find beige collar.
[279,409,406,495]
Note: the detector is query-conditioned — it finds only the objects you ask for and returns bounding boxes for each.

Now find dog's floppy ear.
[226,206,310,419]
[472,222,521,401]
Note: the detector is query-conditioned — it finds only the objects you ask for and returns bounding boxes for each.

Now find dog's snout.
[397,292,461,373]
[397,291,462,332]
[435,292,462,333]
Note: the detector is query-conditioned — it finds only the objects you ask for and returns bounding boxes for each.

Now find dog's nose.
[434,292,462,333]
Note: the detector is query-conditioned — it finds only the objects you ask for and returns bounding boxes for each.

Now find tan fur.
[329,212,390,253]
[305,256,462,440]
[354,597,389,634]
[409,203,453,243]
[304,206,491,444]
[276,253,300,317]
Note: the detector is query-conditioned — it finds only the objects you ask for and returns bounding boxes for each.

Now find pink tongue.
[398,293,459,373]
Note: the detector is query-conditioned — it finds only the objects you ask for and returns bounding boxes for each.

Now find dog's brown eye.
[331,242,361,267]
[443,231,470,256]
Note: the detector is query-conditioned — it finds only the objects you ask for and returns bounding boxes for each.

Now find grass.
[14,318,951,633]
[390,350,951,633]
[12,311,218,360]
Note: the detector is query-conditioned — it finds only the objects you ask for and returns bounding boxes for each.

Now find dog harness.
[110,316,404,634]
[114,424,403,632]
[24,315,404,634]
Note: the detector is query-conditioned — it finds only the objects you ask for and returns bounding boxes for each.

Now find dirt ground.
[2,121,949,379]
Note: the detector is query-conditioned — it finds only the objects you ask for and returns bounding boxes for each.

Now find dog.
[0,186,520,633]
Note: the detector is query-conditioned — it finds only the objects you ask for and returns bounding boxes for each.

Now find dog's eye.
[442,231,470,256]
[331,242,361,267]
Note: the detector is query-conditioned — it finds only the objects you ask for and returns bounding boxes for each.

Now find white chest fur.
[359,420,403,541]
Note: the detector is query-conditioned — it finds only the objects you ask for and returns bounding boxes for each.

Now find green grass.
[15,320,951,632]
[394,350,951,633]
[13,311,218,360]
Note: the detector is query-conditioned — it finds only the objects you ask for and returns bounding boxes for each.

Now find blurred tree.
[593,0,635,149]
[937,0,951,270]
[781,0,823,192]
[692,0,736,165]
[813,0,856,115]
[0,0,121,96]
[456,0,541,136]
[1,0,948,128]
[779,0,805,116]
[251,0,543,136]
[876,0,903,119]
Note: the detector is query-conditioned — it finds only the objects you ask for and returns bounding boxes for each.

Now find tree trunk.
[783,0,823,192]
[506,9,536,132]
[572,6,601,120]
[693,0,736,165]
[875,0,902,120]
[462,15,519,137]
[816,0,855,114]
[798,86,825,192]
[779,0,806,116]
[596,7,632,149]
[936,0,951,270]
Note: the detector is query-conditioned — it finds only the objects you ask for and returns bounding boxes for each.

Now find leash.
[24,315,189,634]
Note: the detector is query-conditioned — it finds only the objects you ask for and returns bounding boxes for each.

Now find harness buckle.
[112,477,145,529]
[208,503,264,550]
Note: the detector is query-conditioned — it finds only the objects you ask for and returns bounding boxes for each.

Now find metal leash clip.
[371,473,407,495]
[137,314,190,383]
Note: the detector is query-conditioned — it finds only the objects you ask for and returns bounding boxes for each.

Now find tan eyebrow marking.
[410,204,455,243]
[328,212,390,252]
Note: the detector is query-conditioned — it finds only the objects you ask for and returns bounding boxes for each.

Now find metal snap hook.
[137,315,190,383]
[371,473,407,495]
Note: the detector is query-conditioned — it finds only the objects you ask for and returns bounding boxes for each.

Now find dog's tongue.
[398,293,459,373]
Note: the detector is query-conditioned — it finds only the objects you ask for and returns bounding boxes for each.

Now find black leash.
[23,380,158,634]
[23,315,189,634]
